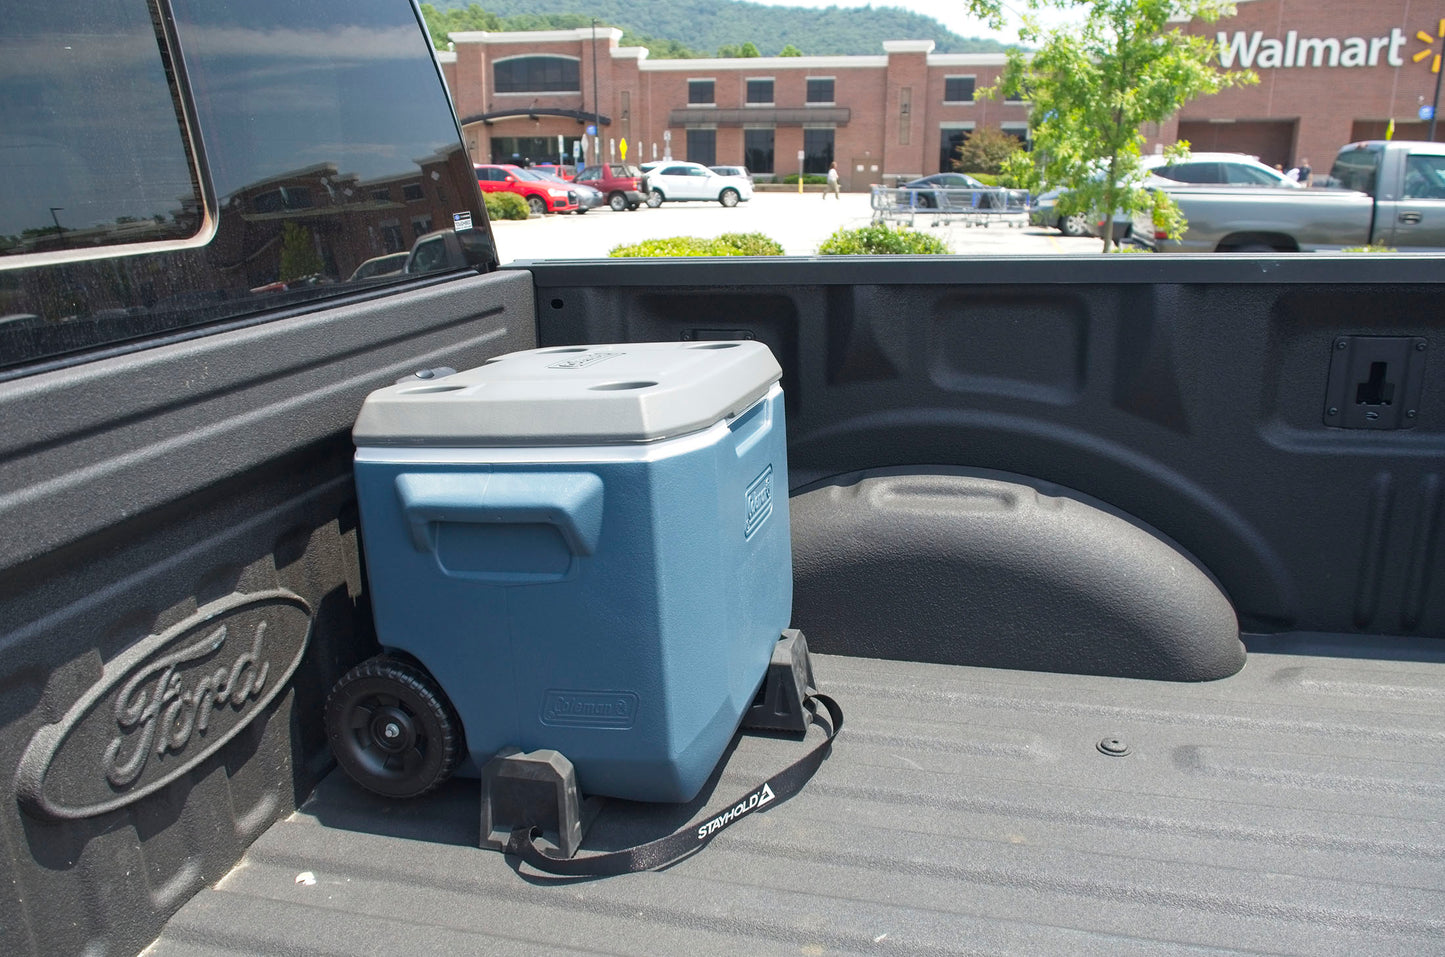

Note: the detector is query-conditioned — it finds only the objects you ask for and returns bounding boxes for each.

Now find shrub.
[779,173,829,185]
[608,233,785,257]
[816,222,951,255]
[951,126,1024,176]
[484,192,529,221]
[712,232,785,255]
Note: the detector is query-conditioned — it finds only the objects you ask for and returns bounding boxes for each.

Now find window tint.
[803,129,834,175]
[745,129,775,173]
[688,79,715,105]
[686,131,717,167]
[806,78,834,104]
[1224,164,1282,186]
[747,79,774,105]
[1,0,493,376]
[493,56,580,94]
[944,77,975,103]
[1156,162,1218,183]
[1329,147,1380,195]
[1403,155,1445,199]
[1,2,204,262]
[940,126,972,172]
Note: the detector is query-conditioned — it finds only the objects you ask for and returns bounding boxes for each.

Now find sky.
[744,0,1081,46]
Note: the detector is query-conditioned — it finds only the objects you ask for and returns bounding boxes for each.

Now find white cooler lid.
[353,341,781,447]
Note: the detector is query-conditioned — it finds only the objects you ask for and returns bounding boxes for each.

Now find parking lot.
[487,189,1103,262]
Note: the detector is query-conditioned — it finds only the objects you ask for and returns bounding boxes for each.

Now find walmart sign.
[1217,28,1409,69]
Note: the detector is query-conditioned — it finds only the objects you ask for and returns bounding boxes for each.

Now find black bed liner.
[148,638,1445,956]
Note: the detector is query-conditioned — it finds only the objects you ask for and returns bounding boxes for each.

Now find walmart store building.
[439,0,1445,189]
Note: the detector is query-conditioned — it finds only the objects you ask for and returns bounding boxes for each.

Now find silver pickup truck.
[1149,140,1445,252]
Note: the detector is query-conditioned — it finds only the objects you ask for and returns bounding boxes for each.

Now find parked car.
[1142,140,1445,252]
[1035,152,1303,238]
[475,163,578,215]
[642,160,750,207]
[1146,152,1303,188]
[404,227,500,275]
[517,168,602,213]
[530,162,575,181]
[900,172,988,208]
[346,252,409,282]
[573,163,648,211]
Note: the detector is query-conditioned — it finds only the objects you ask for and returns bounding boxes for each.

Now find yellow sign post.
[621,138,628,160]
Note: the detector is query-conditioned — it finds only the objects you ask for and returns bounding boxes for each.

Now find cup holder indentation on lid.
[589,381,657,391]
[400,384,467,394]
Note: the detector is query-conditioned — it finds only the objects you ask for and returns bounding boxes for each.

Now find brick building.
[439,29,1028,190]
[1163,0,1445,170]
[437,0,1445,188]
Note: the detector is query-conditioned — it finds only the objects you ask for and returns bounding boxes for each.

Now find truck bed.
[148,636,1445,957]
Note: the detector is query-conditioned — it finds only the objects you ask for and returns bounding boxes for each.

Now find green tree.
[278,222,323,282]
[779,44,803,56]
[951,126,1023,176]
[987,0,1254,251]
[719,41,761,57]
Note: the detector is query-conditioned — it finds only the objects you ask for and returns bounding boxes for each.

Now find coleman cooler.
[347,341,791,803]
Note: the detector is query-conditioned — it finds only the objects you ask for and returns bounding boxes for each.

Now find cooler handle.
[396,472,604,556]
[728,386,776,458]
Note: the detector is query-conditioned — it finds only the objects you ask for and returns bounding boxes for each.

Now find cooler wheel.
[325,655,463,798]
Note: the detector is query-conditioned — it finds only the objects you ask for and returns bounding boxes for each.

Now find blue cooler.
[351,342,791,802]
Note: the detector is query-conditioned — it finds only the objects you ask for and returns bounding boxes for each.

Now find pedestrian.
[1297,157,1312,186]
[825,161,840,199]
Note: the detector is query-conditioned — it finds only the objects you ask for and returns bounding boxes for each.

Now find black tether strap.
[504,693,843,876]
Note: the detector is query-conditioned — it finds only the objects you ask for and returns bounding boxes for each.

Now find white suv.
[642,161,752,207]
[1143,152,1302,188]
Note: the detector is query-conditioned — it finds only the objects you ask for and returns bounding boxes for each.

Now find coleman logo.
[15,590,312,821]
[540,690,638,729]
[1216,28,1411,70]
[744,465,773,540]
[697,782,775,840]
[546,351,618,370]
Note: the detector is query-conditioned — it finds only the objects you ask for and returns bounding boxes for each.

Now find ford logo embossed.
[15,590,313,821]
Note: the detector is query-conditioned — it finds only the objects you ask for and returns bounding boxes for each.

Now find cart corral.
[871,185,1031,228]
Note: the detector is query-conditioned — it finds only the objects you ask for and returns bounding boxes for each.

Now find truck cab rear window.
[0,1,204,261]
[0,0,492,377]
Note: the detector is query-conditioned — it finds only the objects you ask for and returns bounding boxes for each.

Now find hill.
[425,0,1009,57]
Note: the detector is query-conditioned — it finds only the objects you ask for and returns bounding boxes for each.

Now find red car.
[531,163,575,181]
[474,164,578,214]
[573,163,649,211]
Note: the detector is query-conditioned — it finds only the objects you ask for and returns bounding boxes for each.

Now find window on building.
[1000,124,1031,149]
[379,219,405,253]
[402,182,425,201]
[806,78,834,104]
[492,55,580,94]
[746,79,774,105]
[688,79,715,105]
[744,129,775,173]
[687,129,717,167]
[943,76,975,103]
[803,128,834,175]
[939,125,974,173]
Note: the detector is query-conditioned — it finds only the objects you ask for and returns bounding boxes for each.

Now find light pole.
[1430,21,1445,142]
[591,19,601,164]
